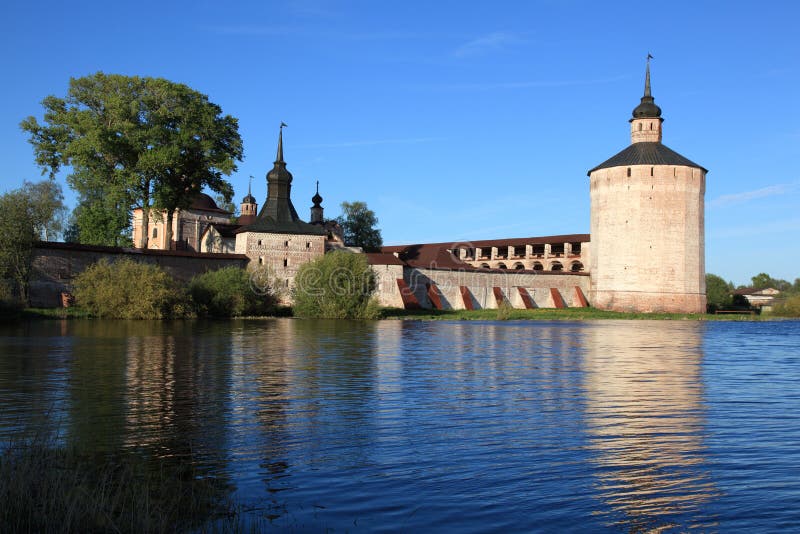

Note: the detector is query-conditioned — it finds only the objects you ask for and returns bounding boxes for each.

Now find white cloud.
[453,31,523,58]
[298,137,444,149]
[709,182,799,208]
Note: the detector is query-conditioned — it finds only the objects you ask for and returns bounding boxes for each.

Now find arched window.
[152,227,158,238]
[497,263,507,270]
[551,262,563,272]
[532,262,543,271]
[513,262,525,270]
[480,263,490,269]
[570,261,584,272]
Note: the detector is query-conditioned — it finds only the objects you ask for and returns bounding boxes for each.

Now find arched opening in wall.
[551,262,563,272]
[513,262,525,270]
[152,227,158,238]
[570,261,584,272]
[497,263,507,270]
[532,262,543,271]
[479,263,490,269]
[638,123,642,131]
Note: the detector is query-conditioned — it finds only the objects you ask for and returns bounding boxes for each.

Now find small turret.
[310,181,324,224]
[240,177,258,219]
[630,55,663,143]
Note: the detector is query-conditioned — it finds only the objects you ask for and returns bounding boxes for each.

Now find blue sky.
[1,0,798,286]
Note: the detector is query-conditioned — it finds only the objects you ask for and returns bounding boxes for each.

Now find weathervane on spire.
[280,121,288,130]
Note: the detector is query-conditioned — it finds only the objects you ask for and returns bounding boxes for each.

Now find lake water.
[1,318,799,532]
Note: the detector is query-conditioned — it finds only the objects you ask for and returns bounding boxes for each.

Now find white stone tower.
[588,58,706,313]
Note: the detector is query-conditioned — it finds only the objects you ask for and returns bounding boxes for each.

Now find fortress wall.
[398,267,591,310]
[235,232,326,295]
[29,243,249,308]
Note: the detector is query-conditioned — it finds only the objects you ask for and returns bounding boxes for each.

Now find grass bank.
[380,307,773,321]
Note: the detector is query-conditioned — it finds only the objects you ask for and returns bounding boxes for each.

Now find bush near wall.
[771,295,800,317]
[189,266,276,317]
[293,251,379,319]
[73,258,193,319]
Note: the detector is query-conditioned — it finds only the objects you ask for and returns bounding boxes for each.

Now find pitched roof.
[383,234,590,252]
[365,253,405,266]
[588,142,706,174]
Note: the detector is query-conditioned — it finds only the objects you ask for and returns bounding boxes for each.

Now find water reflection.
[582,321,720,531]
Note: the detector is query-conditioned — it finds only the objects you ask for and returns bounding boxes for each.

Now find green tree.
[336,201,383,252]
[72,258,192,319]
[189,266,275,317]
[750,272,790,292]
[0,180,66,303]
[21,72,243,249]
[293,251,379,319]
[70,187,132,246]
[705,273,733,311]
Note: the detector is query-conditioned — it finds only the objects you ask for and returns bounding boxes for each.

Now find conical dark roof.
[236,126,324,236]
[587,142,706,175]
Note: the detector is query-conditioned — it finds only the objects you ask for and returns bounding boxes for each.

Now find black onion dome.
[631,56,662,119]
[632,96,662,118]
[242,192,256,204]
[312,191,323,206]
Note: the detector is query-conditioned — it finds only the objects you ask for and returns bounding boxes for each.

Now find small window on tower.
[650,122,653,130]
[627,168,631,177]
[284,240,289,247]
[152,227,158,238]
[283,258,288,267]
[638,123,642,131]
[306,242,311,249]
[650,167,654,176]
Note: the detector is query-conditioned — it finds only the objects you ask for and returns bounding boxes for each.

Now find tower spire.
[644,53,653,97]
[276,122,287,162]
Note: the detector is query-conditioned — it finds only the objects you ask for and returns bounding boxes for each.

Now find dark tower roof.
[189,193,230,214]
[242,178,256,204]
[587,142,707,174]
[236,125,324,236]
[588,56,707,175]
[311,180,323,207]
[631,55,662,119]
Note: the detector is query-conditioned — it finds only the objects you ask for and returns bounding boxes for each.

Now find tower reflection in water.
[582,321,720,531]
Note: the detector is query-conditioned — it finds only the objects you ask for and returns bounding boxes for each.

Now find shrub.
[772,295,800,317]
[72,258,192,319]
[189,266,276,317]
[293,251,379,319]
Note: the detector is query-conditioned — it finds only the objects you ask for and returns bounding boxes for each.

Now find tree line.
[1,72,382,307]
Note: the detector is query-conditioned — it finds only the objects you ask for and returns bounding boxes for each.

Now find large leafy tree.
[336,201,383,252]
[0,180,66,303]
[21,72,243,248]
[705,273,733,311]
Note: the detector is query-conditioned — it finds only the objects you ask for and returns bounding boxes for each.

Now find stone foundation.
[591,290,706,314]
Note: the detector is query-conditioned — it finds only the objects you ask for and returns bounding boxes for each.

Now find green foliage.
[0,180,67,303]
[22,72,243,248]
[750,272,791,292]
[70,187,132,246]
[293,251,379,319]
[72,258,192,319]
[189,266,276,317]
[771,295,800,317]
[705,273,734,311]
[336,200,383,252]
